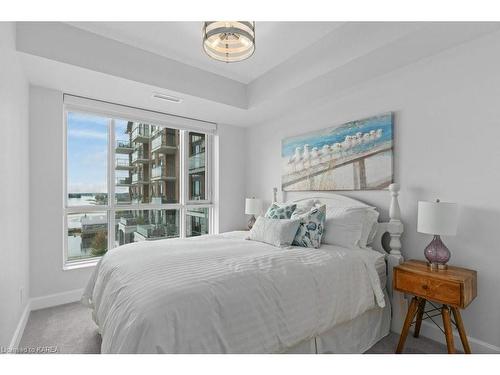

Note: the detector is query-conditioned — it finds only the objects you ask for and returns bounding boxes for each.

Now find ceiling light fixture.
[203,21,255,63]
[152,93,183,103]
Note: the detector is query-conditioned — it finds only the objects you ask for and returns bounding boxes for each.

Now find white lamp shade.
[417,201,458,236]
[245,198,262,215]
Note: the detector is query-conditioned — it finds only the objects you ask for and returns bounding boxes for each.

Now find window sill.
[63,258,100,271]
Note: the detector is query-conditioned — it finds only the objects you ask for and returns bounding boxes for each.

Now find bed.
[82,185,405,354]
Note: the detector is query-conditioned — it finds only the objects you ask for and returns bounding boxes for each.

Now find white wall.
[246,30,500,350]
[217,123,248,232]
[29,86,247,298]
[29,87,93,298]
[0,22,30,347]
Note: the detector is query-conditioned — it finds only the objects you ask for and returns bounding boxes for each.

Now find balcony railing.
[132,151,149,163]
[151,126,161,137]
[137,224,165,239]
[115,158,132,169]
[116,176,131,185]
[152,134,177,152]
[131,127,151,141]
[116,195,131,204]
[132,173,142,183]
[119,217,139,226]
[189,152,205,171]
[152,166,176,180]
[116,140,132,149]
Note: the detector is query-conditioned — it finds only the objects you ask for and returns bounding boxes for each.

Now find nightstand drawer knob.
[421,284,428,290]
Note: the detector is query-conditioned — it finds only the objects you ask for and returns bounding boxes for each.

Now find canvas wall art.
[281,113,393,191]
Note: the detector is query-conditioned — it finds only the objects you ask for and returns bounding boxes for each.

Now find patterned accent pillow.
[291,205,326,249]
[264,203,297,219]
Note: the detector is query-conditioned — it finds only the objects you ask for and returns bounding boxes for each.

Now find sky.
[67,112,129,194]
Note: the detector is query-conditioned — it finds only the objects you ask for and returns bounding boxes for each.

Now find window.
[67,112,109,206]
[64,98,215,267]
[67,212,108,261]
[186,207,209,237]
[115,209,179,245]
[188,132,206,201]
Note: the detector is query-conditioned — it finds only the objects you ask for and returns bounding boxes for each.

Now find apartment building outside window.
[63,96,215,268]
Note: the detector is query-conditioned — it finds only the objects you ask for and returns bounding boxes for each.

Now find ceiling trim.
[16,22,248,109]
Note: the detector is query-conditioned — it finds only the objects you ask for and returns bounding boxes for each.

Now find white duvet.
[82,231,385,353]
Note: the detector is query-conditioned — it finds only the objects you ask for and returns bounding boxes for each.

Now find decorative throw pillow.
[291,205,326,249]
[247,216,301,248]
[264,203,297,219]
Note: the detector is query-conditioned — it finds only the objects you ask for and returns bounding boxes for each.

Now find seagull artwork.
[282,113,392,191]
[343,135,353,153]
[355,132,363,146]
[310,147,320,166]
[288,146,303,172]
[321,144,331,163]
[302,144,311,169]
[363,132,372,143]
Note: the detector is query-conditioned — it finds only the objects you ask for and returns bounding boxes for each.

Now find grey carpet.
[19,302,101,354]
[19,302,451,354]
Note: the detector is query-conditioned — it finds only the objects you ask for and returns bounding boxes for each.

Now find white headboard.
[274,184,406,333]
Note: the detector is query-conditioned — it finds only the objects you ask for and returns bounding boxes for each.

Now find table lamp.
[245,198,262,230]
[417,199,459,270]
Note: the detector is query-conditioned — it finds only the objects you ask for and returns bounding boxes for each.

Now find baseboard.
[30,288,84,311]
[7,289,84,351]
[419,320,500,354]
[8,302,31,349]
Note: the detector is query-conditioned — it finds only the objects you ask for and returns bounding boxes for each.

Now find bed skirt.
[283,289,391,354]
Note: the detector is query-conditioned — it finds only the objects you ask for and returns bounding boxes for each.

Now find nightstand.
[393,259,477,354]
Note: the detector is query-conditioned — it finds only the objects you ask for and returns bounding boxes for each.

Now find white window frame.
[62,99,216,270]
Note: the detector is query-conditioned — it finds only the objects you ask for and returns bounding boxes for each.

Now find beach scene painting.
[282,113,393,191]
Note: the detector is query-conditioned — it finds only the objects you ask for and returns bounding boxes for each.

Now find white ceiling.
[66,21,342,83]
[17,22,500,127]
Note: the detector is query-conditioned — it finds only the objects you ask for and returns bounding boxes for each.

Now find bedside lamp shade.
[418,201,458,236]
[418,200,459,271]
[245,198,262,215]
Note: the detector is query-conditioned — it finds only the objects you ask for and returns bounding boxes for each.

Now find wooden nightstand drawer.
[394,270,429,297]
[427,278,461,306]
[394,270,461,305]
[393,260,476,308]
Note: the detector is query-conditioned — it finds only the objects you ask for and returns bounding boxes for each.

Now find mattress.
[83,231,386,353]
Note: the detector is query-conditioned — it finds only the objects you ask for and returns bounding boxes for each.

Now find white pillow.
[360,209,380,248]
[322,207,379,249]
[247,216,301,248]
